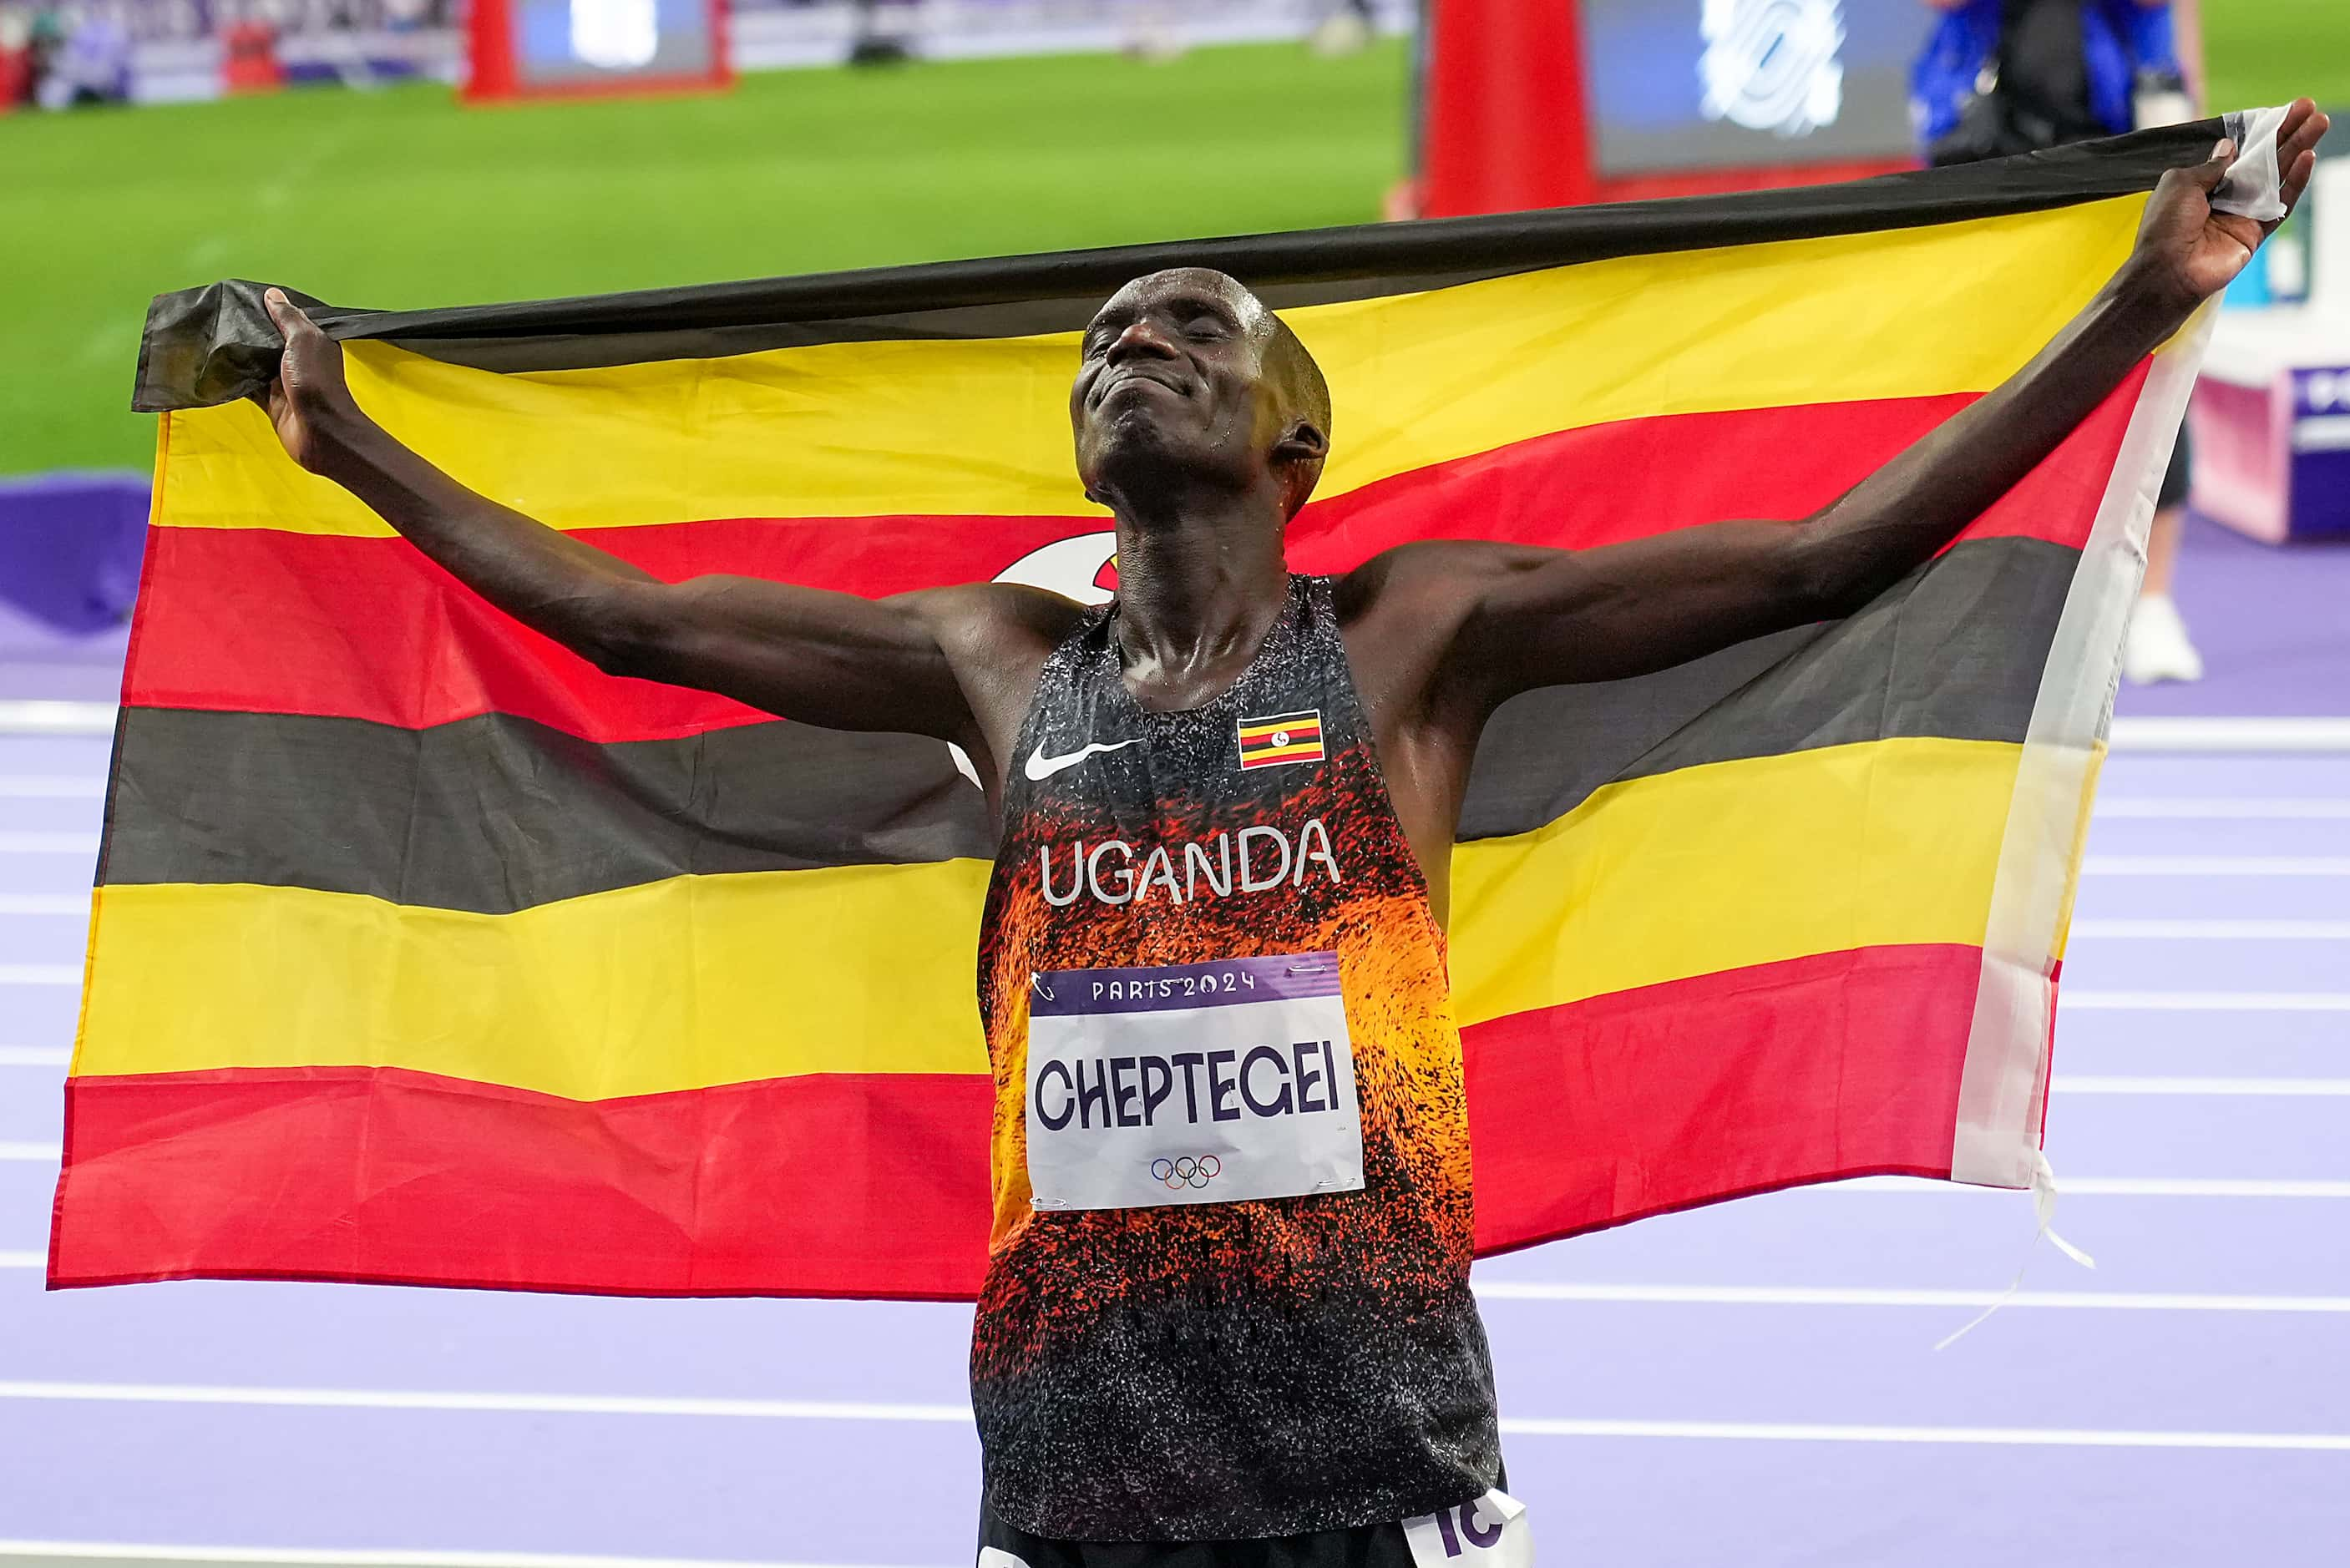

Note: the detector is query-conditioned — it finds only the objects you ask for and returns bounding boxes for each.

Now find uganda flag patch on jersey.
[1237,711,1325,771]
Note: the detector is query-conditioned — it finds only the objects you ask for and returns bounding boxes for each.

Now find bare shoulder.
[1333,539,1554,658]
[904,580,1092,663]
[898,581,1096,759]
[1332,540,1535,724]
[1332,539,1547,625]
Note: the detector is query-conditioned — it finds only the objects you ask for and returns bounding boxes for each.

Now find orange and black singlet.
[972,574,1501,1541]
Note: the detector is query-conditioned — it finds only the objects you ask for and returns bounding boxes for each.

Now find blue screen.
[514,0,714,88]
[1582,0,1922,175]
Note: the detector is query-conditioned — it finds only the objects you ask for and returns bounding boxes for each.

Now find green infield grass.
[2204,1,2350,124]
[2,39,1411,474]
[3,16,2339,477]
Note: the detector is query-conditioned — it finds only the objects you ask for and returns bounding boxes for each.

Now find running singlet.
[972,574,1501,1540]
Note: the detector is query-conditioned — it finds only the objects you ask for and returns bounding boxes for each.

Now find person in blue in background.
[1914,0,2206,683]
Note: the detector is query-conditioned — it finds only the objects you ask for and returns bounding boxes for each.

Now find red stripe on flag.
[49,943,2001,1297]
[125,514,1099,741]
[50,1067,995,1298]
[127,383,2143,737]
[1464,942,1986,1255]
[1300,373,2144,565]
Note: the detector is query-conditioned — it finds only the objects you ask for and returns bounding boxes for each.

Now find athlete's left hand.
[2125,99,2329,315]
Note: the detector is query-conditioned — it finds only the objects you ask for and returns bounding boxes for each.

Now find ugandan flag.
[51,124,2230,1297]
[1237,711,1325,771]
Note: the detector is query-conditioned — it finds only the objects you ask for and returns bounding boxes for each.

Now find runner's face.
[1071,270,1282,505]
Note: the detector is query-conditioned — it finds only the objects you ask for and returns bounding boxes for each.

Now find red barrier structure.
[1416,0,1918,218]
[222,22,284,95]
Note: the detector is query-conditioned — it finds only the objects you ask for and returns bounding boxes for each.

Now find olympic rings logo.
[1151,1155,1223,1191]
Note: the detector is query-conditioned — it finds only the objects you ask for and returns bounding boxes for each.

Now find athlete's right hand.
[260,287,361,474]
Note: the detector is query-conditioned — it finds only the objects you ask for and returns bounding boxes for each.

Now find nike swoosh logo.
[1025,737,1143,781]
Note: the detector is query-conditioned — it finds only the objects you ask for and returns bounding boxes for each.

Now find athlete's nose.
[1106,318,1182,364]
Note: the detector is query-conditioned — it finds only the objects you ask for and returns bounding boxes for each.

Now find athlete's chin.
[1086,422,1213,498]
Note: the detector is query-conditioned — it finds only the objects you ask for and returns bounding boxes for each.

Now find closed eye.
[1081,316,1132,358]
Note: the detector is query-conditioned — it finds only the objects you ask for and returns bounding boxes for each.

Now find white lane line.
[13,1242,2345,1305]
[2065,990,2350,1011]
[0,893,88,916]
[12,1247,2349,1313]
[2054,1177,2350,1197]
[0,1381,2337,1454]
[1837,1176,2350,1197]
[0,1046,70,1066]
[1498,1417,2350,1451]
[2054,1074,2350,1095]
[2052,1075,2350,1096]
[2081,856,2350,875]
[0,832,100,854]
[0,966,79,987]
[2096,797,2350,818]
[0,1142,62,1161]
[2109,716,2350,752]
[1471,1282,2350,1312]
[0,1381,971,1422]
[0,1545,907,1568]
[0,776,104,798]
[2069,918,2350,938]
[0,701,115,736]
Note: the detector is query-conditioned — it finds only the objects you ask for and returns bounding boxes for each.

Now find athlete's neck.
[1108,498,1291,712]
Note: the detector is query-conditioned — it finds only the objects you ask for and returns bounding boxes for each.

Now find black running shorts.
[979,1502,1419,1568]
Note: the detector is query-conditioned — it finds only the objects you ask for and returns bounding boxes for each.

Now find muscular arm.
[1436,273,2180,691]
[1365,108,2326,715]
[257,292,1069,756]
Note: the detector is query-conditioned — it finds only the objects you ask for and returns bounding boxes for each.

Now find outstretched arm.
[256,291,1056,749]
[1400,104,2327,706]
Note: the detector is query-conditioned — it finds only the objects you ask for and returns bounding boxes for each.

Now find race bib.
[1400,1490,1533,1568]
[1025,952,1365,1211]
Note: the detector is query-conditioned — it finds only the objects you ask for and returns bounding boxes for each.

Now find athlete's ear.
[1271,418,1329,466]
[1274,420,1328,520]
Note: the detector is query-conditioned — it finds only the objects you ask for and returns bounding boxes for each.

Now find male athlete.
[257,107,2323,1565]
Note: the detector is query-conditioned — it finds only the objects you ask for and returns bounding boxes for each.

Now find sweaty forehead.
[1089,268,1267,332]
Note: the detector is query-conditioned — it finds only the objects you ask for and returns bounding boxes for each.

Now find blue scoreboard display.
[469,0,728,101]
[1580,0,1921,177]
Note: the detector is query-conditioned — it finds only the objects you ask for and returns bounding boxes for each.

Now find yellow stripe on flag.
[1450,736,2018,1025]
[154,200,2145,537]
[78,860,997,1098]
[76,738,2019,1100]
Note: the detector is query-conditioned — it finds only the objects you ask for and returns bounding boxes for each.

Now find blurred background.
[2,3,2347,1565]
